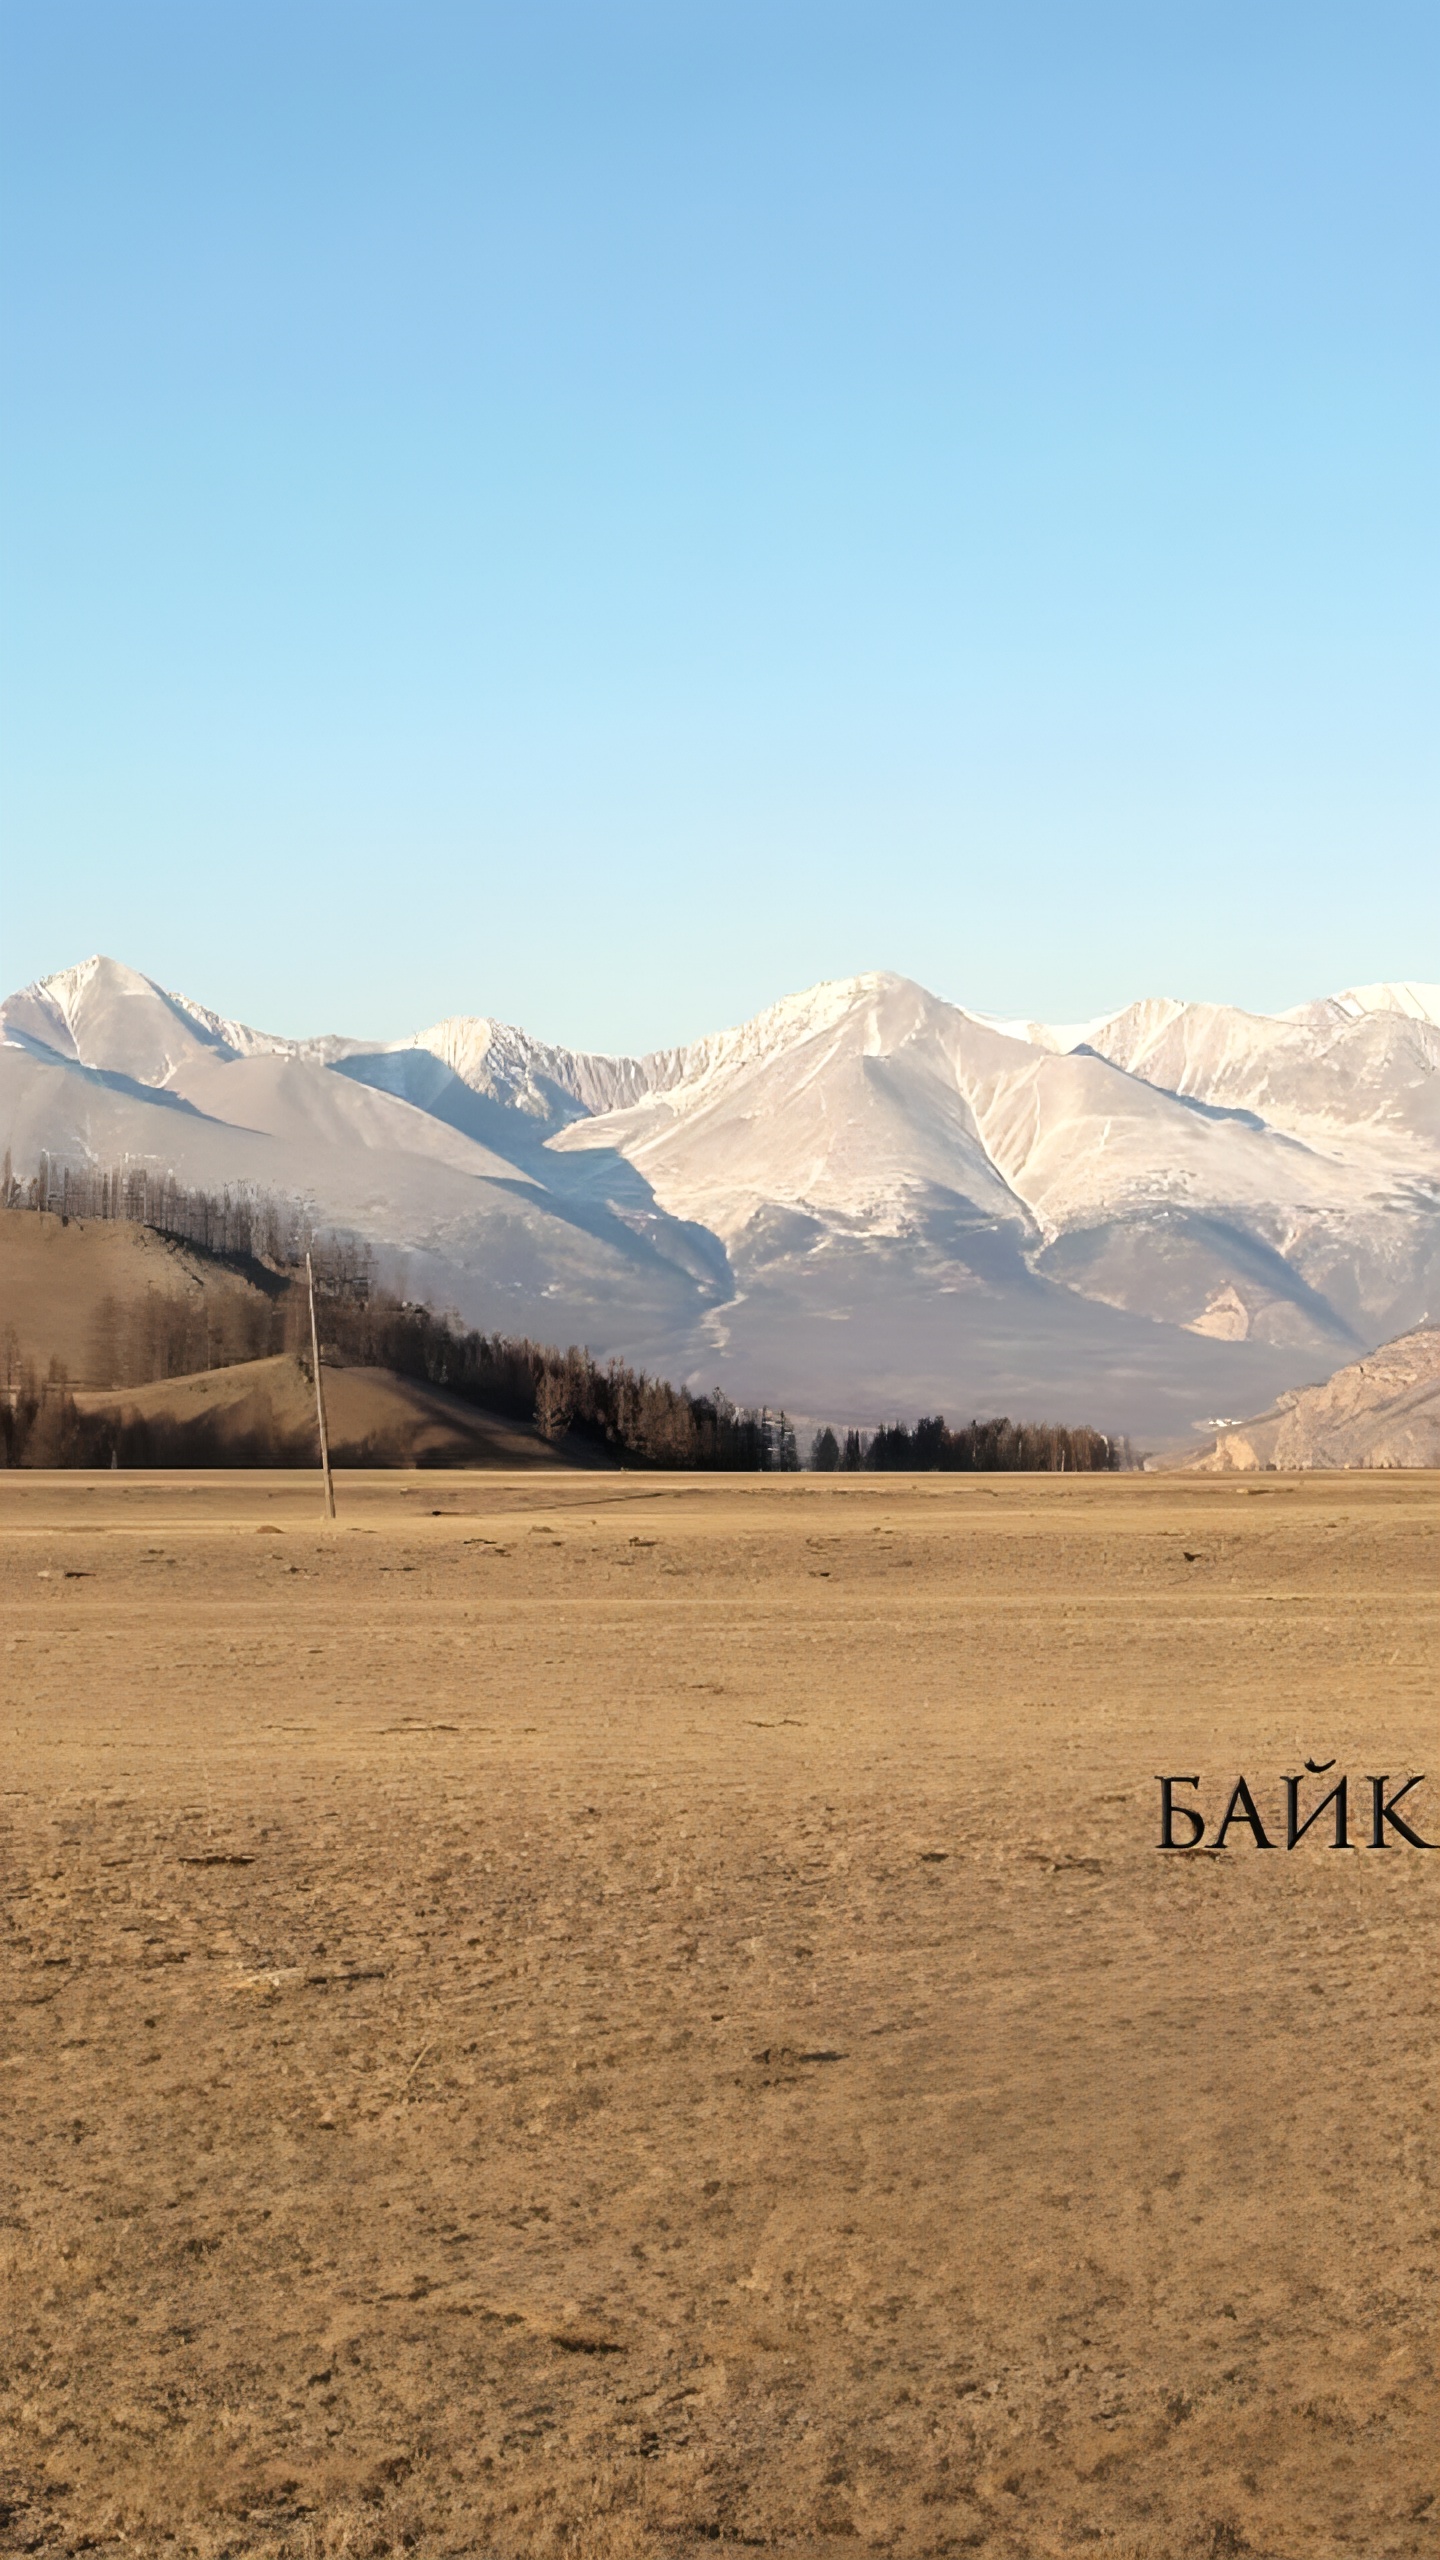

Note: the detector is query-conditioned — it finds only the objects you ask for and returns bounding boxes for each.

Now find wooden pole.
[306,1250,336,1521]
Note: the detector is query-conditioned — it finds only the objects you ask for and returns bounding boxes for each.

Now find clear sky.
[2,0,1436,1052]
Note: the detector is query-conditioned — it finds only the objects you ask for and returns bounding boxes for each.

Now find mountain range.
[3,954,1438,1445]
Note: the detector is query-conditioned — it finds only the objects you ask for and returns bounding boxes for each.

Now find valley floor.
[1,1471,1435,2559]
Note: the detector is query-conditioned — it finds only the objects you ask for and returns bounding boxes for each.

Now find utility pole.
[306,1250,336,1521]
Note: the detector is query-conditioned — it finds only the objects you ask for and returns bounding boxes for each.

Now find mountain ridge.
[4,954,1437,1443]
[1186,1325,1440,1470]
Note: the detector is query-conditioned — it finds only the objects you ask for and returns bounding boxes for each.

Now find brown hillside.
[2,1211,615,1467]
[72,1353,601,1468]
[0,1206,283,1385]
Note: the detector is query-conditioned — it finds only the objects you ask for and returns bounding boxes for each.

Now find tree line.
[310,1283,797,1471]
[0,1162,798,1469]
[1,1160,1129,1470]
[1,1149,364,1277]
[808,1415,1129,1472]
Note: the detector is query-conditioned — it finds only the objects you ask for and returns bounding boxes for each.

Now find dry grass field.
[1,1469,1435,2560]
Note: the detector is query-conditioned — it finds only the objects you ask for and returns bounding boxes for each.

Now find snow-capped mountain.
[3,954,1437,1443]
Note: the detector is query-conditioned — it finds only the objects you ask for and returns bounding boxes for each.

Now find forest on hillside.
[0,1161,1128,1470]
[0,1164,787,1468]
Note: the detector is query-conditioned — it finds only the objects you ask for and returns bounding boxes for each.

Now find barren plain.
[1,1471,1435,2560]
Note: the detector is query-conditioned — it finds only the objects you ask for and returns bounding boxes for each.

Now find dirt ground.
[1,1470,1435,2560]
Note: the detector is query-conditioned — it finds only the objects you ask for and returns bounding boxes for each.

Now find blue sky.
[2,0,1436,1050]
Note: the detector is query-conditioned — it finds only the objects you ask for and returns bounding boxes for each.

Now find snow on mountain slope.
[388,1015,682,1122]
[553,967,1403,1248]
[160,1048,537,1185]
[551,973,1436,1349]
[0,954,358,1082]
[3,952,1438,1439]
[1079,995,1440,1148]
[948,1019,1375,1231]
[0,1041,723,1355]
[0,959,733,1347]
[1287,981,1440,1029]
[965,1007,1112,1052]
[0,957,680,1135]
[550,975,1026,1245]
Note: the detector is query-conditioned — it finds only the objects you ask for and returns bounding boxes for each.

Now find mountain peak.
[1305,981,1440,1028]
[3,949,1436,1443]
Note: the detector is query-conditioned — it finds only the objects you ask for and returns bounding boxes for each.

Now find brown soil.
[2,1470,1435,2560]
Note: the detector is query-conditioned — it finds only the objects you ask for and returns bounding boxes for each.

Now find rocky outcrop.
[1189,1326,1440,1469]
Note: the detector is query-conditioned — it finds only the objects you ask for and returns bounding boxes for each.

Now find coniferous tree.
[2,1160,1127,1472]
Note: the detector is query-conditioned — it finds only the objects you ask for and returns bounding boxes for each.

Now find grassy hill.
[1,1187,795,1468]
[0,1209,600,1468]
[0,1207,285,1385]
[71,1353,591,1468]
